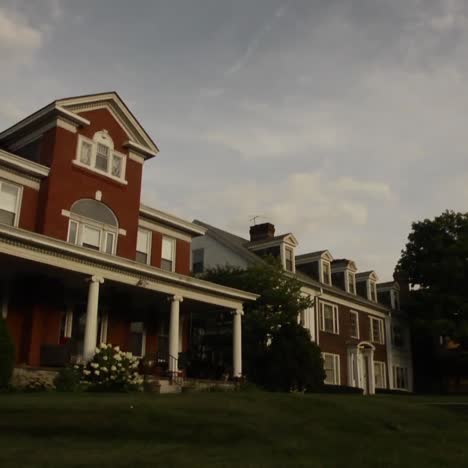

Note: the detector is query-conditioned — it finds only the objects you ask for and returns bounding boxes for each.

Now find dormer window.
[369,281,377,302]
[322,261,331,285]
[285,246,294,272]
[75,131,127,183]
[347,271,356,294]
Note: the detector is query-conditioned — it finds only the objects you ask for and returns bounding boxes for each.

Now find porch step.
[147,378,182,394]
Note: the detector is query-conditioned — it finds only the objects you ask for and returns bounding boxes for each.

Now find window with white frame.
[374,361,386,388]
[136,229,151,264]
[285,247,294,272]
[392,325,405,347]
[129,321,146,357]
[347,271,356,294]
[67,199,118,255]
[370,316,385,344]
[350,311,359,339]
[393,366,408,390]
[161,236,175,272]
[323,353,340,385]
[0,180,21,226]
[320,302,339,334]
[322,261,331,285]
[369,280,377,302]
[75,131,126,182]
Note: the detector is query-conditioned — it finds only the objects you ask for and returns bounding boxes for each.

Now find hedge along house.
[192,221,413,394]
[0,92,257,381]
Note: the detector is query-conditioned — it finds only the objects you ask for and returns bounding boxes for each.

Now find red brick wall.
[37,108,143,261]
[18,185,39,231]
[176,240,191,275]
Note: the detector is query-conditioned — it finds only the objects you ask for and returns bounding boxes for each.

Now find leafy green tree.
[203,257,319,387]
[261,323,325,392]
[0,318,15,389]
[397,210,468,338]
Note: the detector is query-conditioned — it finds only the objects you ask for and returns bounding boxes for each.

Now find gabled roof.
[296,250,333,264]
[377,281,400,291]
[356,271,379,282]
[247,232,299,249]
[0,92,159,160]
[195,219,391,313]
[332,258,358,272]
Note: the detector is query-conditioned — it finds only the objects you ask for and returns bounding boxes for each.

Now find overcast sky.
[1,0,468,279]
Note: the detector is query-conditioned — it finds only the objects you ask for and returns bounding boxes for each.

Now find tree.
[0,318,15,389]
[261,323,325,392]
[397,210,468,338]
[202,257,321,387]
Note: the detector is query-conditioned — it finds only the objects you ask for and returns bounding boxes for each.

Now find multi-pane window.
[393,366,408,390]
[67,199,118,255]
[322,261,331,285]
[350,311,359,339]
[161,237,175,272]
[320,302,339,334]
[76,133,126,181]
[370,317,385,344]
[192,248,204,274]
[369,281,377,302]
[0,180,21,226]
[374,361,386,388]
[347,271,356,294]
[323,353,340,385]
[285,247,294,272]
[129,322,146,357]
[136,229,151,264]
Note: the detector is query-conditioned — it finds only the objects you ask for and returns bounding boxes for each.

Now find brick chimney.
[249,222,275,242]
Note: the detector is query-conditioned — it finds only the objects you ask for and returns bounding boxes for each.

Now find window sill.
[320,330,340,335]
[72,160,128,185]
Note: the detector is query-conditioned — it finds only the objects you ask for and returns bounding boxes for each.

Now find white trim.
[321,260,332,285]
[136,228,152,265]
[138,219,192,243]
[319,301,339,334]
[374,361,386,389]
[0,167,40,191]
[350,310,360,339]
[124,140,158,159]
[0,179,23,228]
[346,270,356,294]
[323,352,340,385]
[296,250,334,265]
[370,316,385,344]
[0,223,258,305]
[99,311,109,344]
[140,204,206,237]
[284,244,295,273]
[74,134,128,185]
[56,117,77,133]
[0,149,50,178]
[161,236,176,272]
[129,151,145,164]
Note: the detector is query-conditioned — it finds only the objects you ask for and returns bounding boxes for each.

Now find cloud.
[0,8,43,65]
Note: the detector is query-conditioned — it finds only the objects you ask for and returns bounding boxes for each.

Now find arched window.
[75,130,127,182]
[67,199,119,254]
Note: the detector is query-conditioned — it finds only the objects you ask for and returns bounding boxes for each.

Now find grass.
[1,391,468,467]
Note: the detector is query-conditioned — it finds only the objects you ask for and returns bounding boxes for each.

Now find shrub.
[54,367,82,392]
[14,371,55,392]
[80,343,143,392]
[313,384,364,394]
[260,323,326,392]
[0,318,15,389]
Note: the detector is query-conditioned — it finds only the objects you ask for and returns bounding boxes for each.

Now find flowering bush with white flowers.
[79,343,143,392]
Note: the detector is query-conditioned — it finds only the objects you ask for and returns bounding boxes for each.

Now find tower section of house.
[192,220,413,394]
[0,92,257,378]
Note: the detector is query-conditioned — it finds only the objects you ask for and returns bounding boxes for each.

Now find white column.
[385,314,394,389]
[232,308,243,379]
[83,276,104,362]
[169,295,183,375]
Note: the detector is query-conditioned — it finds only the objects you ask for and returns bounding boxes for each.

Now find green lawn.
[1,391,467,468]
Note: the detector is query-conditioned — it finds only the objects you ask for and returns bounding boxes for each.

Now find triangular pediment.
[56,92,159,156]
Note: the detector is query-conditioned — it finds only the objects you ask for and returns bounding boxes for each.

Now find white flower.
[114,354,122,361]
[94,370,100,376]
[126,352,133,359]
[111,366,117,371]
[83,370,91,376]
[114,346,120,352]
[101,367,108,373]
[95,348,100,354]
[74,365,79,369]
[100,343,107,349]
[103,356,108,361]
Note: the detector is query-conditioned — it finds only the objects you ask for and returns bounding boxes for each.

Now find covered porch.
[0,224,256,382]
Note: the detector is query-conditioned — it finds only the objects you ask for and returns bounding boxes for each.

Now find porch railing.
[168,354,183,386]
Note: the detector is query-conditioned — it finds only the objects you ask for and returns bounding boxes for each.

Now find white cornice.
[139,204,206,237]
[0,224,258,303]
[124,140,158,160]
[296,250,334,264]
[0,149,50,178]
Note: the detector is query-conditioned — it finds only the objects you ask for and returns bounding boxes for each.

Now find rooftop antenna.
[249,215,266,225]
